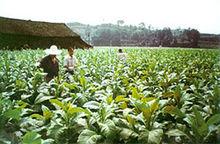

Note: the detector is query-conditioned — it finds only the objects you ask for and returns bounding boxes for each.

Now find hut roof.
[0,16,80,37]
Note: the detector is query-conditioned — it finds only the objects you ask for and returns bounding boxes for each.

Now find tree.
[157,28,173,47]
[138,22,145,30]
[67,22,201,48]
[186,29,200,47]
[117,20,125,26]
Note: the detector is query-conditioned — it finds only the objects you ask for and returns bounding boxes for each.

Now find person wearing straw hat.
[39,45,62,82]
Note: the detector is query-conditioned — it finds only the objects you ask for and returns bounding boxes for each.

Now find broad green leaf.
[77,129,102,144]
[162,91,174,98]
[0,138,11,144]
[193,106,206,126]
[134,101,151,120]
[198,123,208,137]
[174,86,181,102]
[49,99,64,109]
[138,129,149,143]
[120,102,128,109]
[42,139,54,144]
[106,95,113,104]
[80,77,87,88]
[142,108,151,120]
[68,107,91,116]
[47,124,64,139]
[120,128,138,140]
[159,99,169,108]
[131,87,141,99]
[123,108,133,117]
[148,129,163,144]
[42,105,53,120]
[142,97,156,103]
[0,130,18,144]
[207,114,220,126]
[16,79,26,89]
[17,100,28,108]
[150,99,159,113]
[134,100,147,112]
[63,82,77,90]
[31,114,44,120]
[115,95,129,103]
[190,85,196,92]
[166,129,186,137]
[4,108,21,120]
[83,101,100,110]
[127,115,135,125]
[21,94,32,100]
[164,105,185,118]
[35,94,54,104]
[100,119,119,138]
[22,131,42,144]
[213,85,220,98]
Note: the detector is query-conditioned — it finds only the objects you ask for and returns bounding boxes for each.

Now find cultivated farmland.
[0,47,220,144]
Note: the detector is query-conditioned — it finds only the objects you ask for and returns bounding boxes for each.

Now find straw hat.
[45,45,62,55]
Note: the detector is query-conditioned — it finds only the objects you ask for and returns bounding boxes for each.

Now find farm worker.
[64,47,78,74]
[117,48,127,61]
[39,45,61,82]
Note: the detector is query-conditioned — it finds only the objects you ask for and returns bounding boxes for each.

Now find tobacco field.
[0,47,220,144]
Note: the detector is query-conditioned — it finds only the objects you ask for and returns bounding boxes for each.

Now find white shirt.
[117,53,127,61]
[64,55,78,70]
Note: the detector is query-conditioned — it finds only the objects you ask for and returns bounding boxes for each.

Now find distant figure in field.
[64,47,78,74]
[117,48,127,61]
[38,45,61,82]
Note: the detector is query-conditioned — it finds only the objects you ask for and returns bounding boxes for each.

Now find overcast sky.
[0,0,219,34]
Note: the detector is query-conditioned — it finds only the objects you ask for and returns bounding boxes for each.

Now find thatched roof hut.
[0,17,92,50]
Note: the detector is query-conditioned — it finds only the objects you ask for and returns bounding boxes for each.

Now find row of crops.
[0,47,220,144]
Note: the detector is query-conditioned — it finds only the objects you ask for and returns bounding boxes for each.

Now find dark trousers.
[65,70,74,75]
[45,76,54,82]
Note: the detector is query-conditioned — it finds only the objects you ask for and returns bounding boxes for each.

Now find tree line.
[67,21,201,47]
